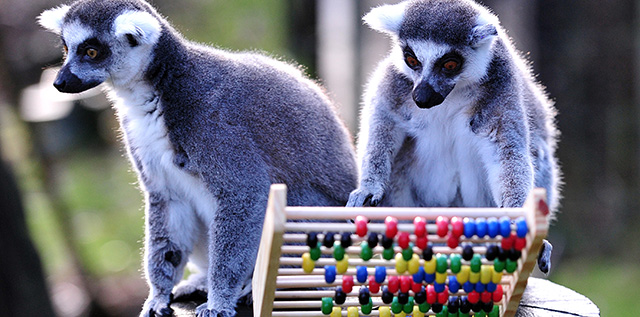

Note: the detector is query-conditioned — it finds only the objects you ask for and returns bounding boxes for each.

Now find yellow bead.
[424,257,437,274]
[330,306,341,317]
[481,265,492,284]
[492,270,503,284]
[396,311,407,317]
[413,305,425,317]
[336,255,349,274]
[347,306,359,317]
[456,265,470,284]
[408,253,421,274]
[436,272,447,284]
[379,306,391,317]
[469,271,480,283]
[395,252,408,274]
[302,252,315,273]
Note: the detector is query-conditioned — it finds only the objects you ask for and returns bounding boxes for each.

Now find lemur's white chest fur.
[108,82,215,271]
[401,86,500,207]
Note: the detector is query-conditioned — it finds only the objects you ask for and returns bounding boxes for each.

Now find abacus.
[253,184,549,317]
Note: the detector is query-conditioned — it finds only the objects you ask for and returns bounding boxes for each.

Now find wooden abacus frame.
[253,184,549,317]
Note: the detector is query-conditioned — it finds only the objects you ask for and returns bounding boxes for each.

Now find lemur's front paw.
[140,295,173,317]
[347,184,384,207]
[196,304,236,317]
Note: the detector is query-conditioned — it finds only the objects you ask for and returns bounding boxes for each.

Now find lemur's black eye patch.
[76,37,110,62]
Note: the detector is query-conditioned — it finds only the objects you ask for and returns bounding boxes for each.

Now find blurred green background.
[0,0,638,316]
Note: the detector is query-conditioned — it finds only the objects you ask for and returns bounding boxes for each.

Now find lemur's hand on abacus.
[346,182,385,207]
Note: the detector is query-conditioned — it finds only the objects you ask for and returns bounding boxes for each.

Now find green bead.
[475,311,487,317]
[470,254,482,272]
[310,244,322,261]
[383,247,395,260]
[436,254,448,273]
[459,313,470,317]
[506,259,518,273]
[321,297,333,315]
[391,297,403,314]
[419,301,430,313]
[403,296,415,314]
[361,298,373,315]
[435,305,448,317]
[449,254,462,273]
[360,241,373,261]
[333,242,345,261]
[402,247,413,261]
[448,311,458,317]
[488,305,500,317]
[494,258,505,272]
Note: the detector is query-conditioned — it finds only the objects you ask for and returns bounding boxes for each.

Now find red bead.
[412,280,423,293]
[368,276,380,293]
[437,285,449,304]
[400,275,412,293]
[447,234,459,249]
[468,290,480,304]
[514,237,527,251]
[451,216,464,238]
[385,216,398,238]
[387,276,399,293]
[436,216,449,238]
[414,217,427,237]
[416,235,428,250]
[481,291,492,303]
[426,285,436,304]
[355,215,368,237]
[493,285,504,302]
[398,232,410,249]
[342,275,354,293]
[501,233,516,250]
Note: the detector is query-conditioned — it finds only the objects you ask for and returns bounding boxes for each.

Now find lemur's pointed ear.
[113,11,161,47]
[469,23,497,48]
[38,5,71,34]
[363,2,408,36]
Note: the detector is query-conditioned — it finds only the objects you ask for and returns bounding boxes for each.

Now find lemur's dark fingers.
[537,239,553,274]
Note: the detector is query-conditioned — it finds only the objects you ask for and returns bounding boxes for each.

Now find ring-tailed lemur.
[347,0,560,272]
[39,1,357,316]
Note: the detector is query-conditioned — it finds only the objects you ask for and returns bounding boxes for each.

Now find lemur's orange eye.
[63,45,68,54]
[86,48,98,59]
[443,60,459,71]
[405,56,420,68]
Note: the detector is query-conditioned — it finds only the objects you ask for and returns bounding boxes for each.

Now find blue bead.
[475,282,485,293]
[356,266,368,283]
[324,265,336,283]
[434,282,445,293]
[375,266,387,284]
[486,282,497,292]
[413,266,425,283]
[424,273,436,284]
[475,218,487,237]
[448,276,460,293]
[463,218,476,238]
[487,217,499,238]
[499,216,511,237]
[463,281,474,293]
[516,217,528,238]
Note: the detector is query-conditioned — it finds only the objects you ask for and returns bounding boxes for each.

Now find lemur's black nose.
[412,81,445,109]
[53,66,99,93]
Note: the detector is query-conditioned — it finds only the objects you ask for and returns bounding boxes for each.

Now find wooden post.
[252,184,287,317]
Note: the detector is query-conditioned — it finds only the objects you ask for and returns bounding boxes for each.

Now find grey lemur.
[347,0,559,271]
[39,1,357,316]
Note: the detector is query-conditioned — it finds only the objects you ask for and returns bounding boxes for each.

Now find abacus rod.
[279,245,493,257]
[283,232,502,244]
[284,206,526,220]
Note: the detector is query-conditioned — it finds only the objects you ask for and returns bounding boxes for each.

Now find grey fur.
[39,1,357,316]
[348,0,560,212]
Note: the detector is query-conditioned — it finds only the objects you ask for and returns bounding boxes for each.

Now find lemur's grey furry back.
[348,0,560,213]
[39,1,358,316]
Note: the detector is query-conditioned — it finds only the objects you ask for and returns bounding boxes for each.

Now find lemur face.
[39,4,162,93]
[364,0,498,109]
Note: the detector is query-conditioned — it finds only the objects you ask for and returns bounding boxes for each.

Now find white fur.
[403,85,499,207]
[363,2,408,35]
[38,5,70,34]
[107,82,217,275]
[113,10,162,45]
